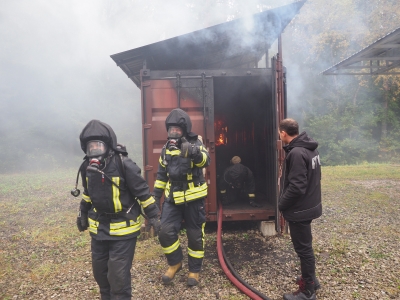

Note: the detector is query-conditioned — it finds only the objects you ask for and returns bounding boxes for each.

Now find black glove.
[147,217,161,236]
[180,137,199,158]
[144,202,160,220]
[76,211,88,232]
[249,200,261,207]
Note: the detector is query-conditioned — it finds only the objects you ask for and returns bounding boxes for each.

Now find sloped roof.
[111,1,306,86]
[323,26,400,75]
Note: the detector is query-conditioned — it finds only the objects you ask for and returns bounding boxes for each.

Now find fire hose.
[216,201,271,300]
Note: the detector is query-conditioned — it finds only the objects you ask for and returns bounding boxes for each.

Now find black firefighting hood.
[79,119,120,154]
[165,108,197,137]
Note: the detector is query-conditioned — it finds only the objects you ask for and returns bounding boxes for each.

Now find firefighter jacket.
[220,163,255,199]
[79,154,159,240]
[153,136,210,205]
[279,131,322,222]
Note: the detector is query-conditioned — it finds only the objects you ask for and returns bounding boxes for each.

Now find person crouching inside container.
[219,156,259,207]
[152,108,211,286]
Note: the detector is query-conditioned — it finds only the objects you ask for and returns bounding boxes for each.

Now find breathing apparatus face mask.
[167,126,184,150]
[168,126,183,139]
[86,140,108,168]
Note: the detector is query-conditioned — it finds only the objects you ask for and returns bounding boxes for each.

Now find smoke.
[0,0,304,173]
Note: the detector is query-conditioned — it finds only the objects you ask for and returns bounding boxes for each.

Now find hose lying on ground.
[216,201,271,300]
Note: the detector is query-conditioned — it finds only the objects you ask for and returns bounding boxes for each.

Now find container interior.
[213,75,277,210]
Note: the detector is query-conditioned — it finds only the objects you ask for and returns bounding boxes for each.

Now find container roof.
[323,26,400,75]
[111,1,306,86]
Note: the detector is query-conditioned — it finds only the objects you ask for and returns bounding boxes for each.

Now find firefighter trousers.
[159,198,206,273]
[91,237,137,300]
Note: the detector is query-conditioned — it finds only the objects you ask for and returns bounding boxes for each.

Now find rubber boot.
[187,272,200,286]
[283,277,316,300]
[161,262,182,284]
[296,276,321,291]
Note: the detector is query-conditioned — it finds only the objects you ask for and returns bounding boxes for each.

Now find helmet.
[79,120,118,154]
[165,108,192,136]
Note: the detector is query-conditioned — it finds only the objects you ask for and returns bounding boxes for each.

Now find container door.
[140,72,216,219]
[272,55,287,233]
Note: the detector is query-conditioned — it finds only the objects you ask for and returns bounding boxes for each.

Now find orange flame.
[215,119,227,146]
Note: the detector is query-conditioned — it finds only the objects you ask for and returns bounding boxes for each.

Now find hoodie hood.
[284,131,318,153]
[165,108,193,136]
[79,120,118,154]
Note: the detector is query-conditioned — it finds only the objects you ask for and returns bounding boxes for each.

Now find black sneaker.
[283,277,316,300]
[296,276,321,291]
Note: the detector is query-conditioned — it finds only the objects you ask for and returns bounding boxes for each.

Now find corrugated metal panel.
[111,1,306,86]
[323,26,400,75]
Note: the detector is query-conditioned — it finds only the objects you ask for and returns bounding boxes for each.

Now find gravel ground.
[1,176,399,300]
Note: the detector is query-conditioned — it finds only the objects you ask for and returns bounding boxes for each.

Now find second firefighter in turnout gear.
[76,119,160,300]
[219,156,259,207]
[153,108,210,286]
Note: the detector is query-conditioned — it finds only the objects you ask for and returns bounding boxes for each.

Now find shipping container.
[111,2,305,230]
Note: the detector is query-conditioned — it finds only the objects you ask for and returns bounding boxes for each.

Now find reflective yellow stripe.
[162,239,180,254]
[188,247,204,259]
[159,156,165,168]
[188,182,194,189]
[164,182,171,198]
[165,149,181,156]
[140,196,155,208]
[202,222,205,248]
[88,218,99,234]
[248,194,255,198]
[112,177,122,212]
[82,194,91,203]
[187,173,193,180]
[194,152,207,167]
[109,218,142,236]
[155,180,167,189]
[220,190,226,194]
[172,183,208,204]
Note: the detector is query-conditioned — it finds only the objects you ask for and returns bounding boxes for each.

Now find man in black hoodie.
[278,118,322,300]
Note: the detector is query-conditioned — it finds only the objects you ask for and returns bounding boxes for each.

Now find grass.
[135,237,164,261]
[315,163,400,299]
[0,163,399,299]
[322,163,400,181]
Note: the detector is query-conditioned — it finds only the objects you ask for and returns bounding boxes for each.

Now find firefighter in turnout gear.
[153,108,210,286]
[76,120,160,300]
[219,156,259,207]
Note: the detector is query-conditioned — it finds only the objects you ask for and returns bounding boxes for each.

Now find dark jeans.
[288,220,316,284]
[159,198,206,272]
[91,237,137,300]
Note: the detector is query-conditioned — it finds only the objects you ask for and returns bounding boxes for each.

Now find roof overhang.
[111,1,306,86]
[323,27,400,75]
